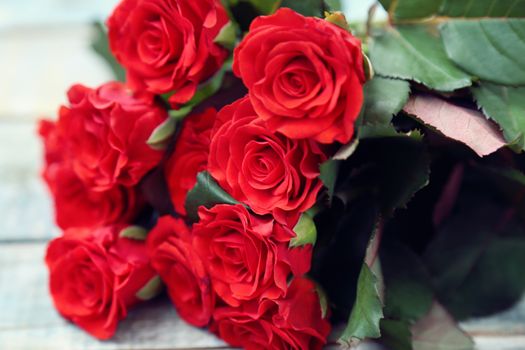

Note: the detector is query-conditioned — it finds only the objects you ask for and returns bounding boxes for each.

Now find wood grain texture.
[0,122,58,241]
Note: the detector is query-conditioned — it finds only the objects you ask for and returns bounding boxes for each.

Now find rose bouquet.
[39,0,525,349]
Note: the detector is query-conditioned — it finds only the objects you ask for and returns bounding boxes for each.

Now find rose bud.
[108,0,229,106]
[39,120,141,230]
[208,96,326,226]
[53,82,167,191]
[165,109,216,216]
[212,277,331,350]
[233,8,365,144]
[192,204,312,307]
[45,225,157,339]
[147,215,215,327]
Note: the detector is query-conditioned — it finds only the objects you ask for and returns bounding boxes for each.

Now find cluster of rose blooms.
[39,0,365,349]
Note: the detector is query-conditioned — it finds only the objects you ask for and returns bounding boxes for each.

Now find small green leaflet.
[136,276,164,301]
[319,159,340,203]
[440,19,525,86]
[370,25,471,92]
[119,226,148,240]
[214,21,237,50]
[290,212,317,247]
[185,171,240,222]
[473,83,525,151]
[147,117,177,150]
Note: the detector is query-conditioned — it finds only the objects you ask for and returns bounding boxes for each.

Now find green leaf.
[380,0,525,20]
[214,21,237,50]
[90,22,126,82]
[348,134,430,214]
[185,171,240,222]
[424,188,525,319]
[381,242,434,322]
[333,139,360,160]
[473,82,525,150]
[319,159,340,202]
[249,0,282,14]
[168,105,194,120]
[440,19,525,86]
[146,117,177,150]
[440,0,525,18]
[380,319,413,350]
[280,0,323,17]
[290,213,317,247]
[411,301,474,350]
[363,77,411,125]
[370,25,472,92]
[119,226,148,240]
[338,263,384,347]
[379,0,441,21]
[136,275,164,301]
[324,0,342,11]
[316,285,329,318]
[476,166,525,220]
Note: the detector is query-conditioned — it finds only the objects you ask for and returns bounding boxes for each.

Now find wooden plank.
[0,24,113,120]
[0,121,57,241]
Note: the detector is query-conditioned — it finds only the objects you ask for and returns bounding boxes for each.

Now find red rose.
[147,215,215,327]
[212,277,331,350]
[108,0,229,105]
[45,225,156,339]
[39,121,140,230]
[208,96,326,226]
[233,8,365,144]
[55,82,166,191]
[192,204,312,307]
[165,108,216,215]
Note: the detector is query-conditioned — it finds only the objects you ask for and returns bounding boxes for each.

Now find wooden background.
[0,1,524,349]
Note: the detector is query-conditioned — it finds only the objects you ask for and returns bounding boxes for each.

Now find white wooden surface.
[0,5,523,350]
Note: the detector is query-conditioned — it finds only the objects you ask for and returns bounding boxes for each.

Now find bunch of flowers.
[40,0,525,349]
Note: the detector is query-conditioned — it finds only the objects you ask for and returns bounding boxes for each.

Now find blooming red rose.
[212,277,331,350]
[192,204,312,307]
[45,225,156,339]
[208,96,326,226]
[165,108,216,215]
[233,8,365,144]
[55,82,166,191]
[108,0,229,105]
[147,215,215,327]
[39,120,140,230]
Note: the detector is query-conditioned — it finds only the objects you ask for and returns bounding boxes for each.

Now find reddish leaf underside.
[404,94,505,157]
